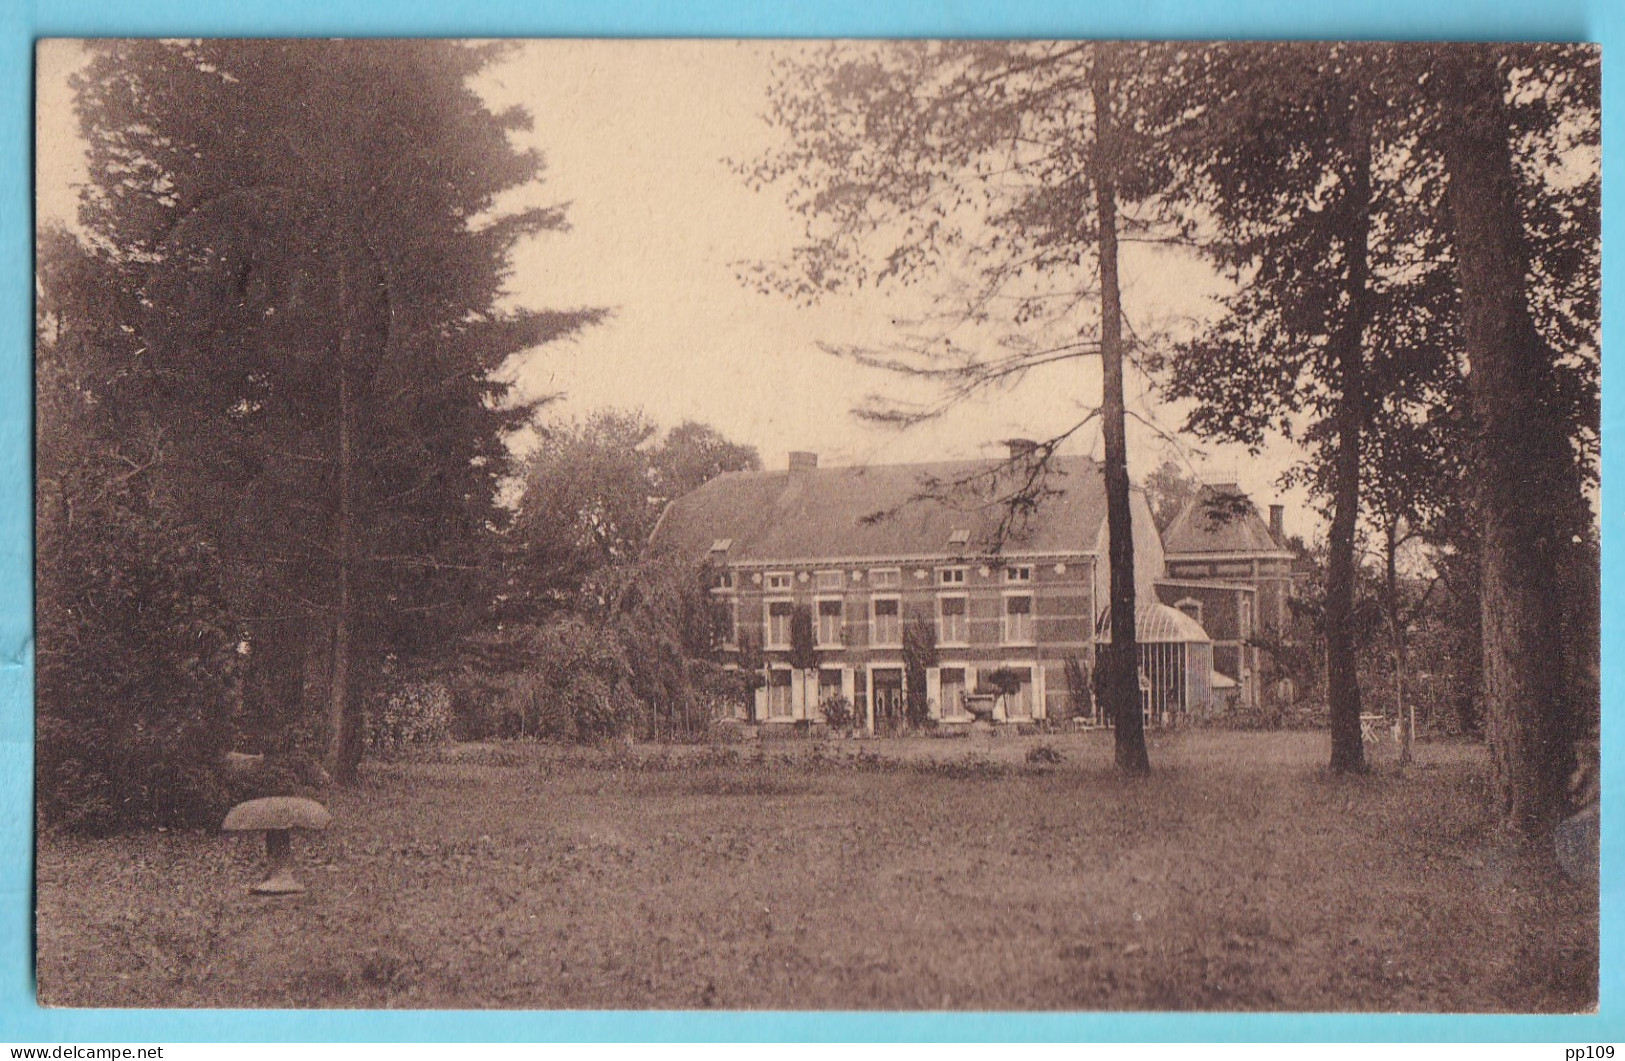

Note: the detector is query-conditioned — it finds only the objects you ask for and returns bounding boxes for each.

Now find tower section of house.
[1155,483,1298,709]
[649,449,1161,733]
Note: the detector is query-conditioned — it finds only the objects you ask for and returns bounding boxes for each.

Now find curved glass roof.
[1096,602,1212,644]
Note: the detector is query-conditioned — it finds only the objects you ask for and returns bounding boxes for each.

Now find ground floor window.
[1007,667,1034,718]
[977,665,1034,718]
[818,667,844,705]
[765,669,793,719]
[939,666,968,718]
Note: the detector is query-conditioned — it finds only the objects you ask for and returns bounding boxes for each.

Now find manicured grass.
[35,729,1597,1011]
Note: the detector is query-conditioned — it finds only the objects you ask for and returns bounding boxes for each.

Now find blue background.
[2,0,1619,1043]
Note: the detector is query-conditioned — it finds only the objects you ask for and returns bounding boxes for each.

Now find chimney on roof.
[1006,438,1040,460]
[1269,504,1285,544]
[788,451,818,473]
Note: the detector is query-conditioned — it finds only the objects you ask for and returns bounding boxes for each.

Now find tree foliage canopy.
[46,40,603,791]
[507,410,761,618]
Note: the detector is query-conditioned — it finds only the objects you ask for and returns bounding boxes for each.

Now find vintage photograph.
[34,39,1599,1011]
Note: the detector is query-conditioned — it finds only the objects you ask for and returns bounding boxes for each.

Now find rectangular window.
[815,570,844,592]
[711,598,737,648]
[1004,565,1032,583]
[1004,594,1034,643]
[940,667,968,718]
[765,669,793,718]
[872,597,902,646]
[938,567,966,585]
[817,598,844,647]
[817,668,844,706]
[938,595,968,643]
[869,568,901,590]
[997,666,1034,718]
[766,599,793,648]
[765,572,792,591]
[711,570,735,590]
[1239,596,1253,639]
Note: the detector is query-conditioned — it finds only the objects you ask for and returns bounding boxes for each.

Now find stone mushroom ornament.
[222,796,332,895]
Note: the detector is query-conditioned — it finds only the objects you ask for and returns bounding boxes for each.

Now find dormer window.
[708,538,733,555]
[948,528,971,548]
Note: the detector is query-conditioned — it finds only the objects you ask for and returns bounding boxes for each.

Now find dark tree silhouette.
[68,41,602,781]
[1432,44,1598,845]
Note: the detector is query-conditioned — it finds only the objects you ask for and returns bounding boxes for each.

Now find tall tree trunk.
[1437,47,1575,845]
[1324,101,1376,774]
[1091,50,1150,775]
[1385,520,1413,765]
[325,250,364,784]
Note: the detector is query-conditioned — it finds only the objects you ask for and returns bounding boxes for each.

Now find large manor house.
[651,447,1300,732]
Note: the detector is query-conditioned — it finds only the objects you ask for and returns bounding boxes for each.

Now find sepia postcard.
[33,38,1600,1014]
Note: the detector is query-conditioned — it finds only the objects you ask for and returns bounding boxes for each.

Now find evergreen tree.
[68,40,601,781]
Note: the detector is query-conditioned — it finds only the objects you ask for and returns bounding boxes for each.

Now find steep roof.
[1161,483,1288,557]
[651,456,1110,563]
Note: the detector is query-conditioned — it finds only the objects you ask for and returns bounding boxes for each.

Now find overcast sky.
[36,39,1318,540]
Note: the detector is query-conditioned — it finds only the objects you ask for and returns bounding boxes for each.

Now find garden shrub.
[513,619,638,742]
[366,682,455,757]
[819,694,855,733]
[1026,742,1065,765]
[35,513,240,834]
[558,673,628,742]
[1063,654,1093,722]
[219,750,330,806]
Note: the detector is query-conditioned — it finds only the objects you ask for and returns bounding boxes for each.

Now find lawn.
[35,729,1597,1011]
